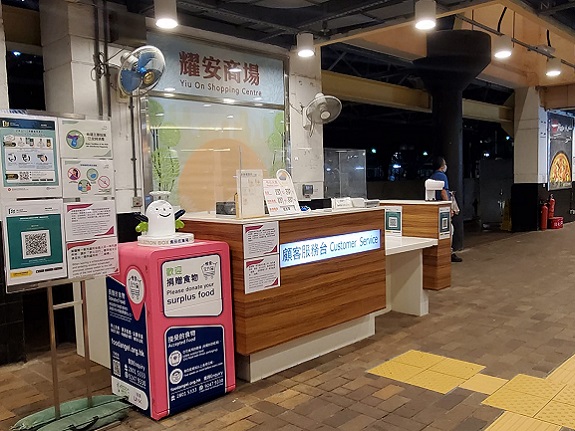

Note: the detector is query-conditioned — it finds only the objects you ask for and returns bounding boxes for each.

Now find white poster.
[236,169,264,218]
[242,221,279,259]
[64,201,117,242]
[58,119,113,159]
[66,237,119,279]
[2,199,67,286]
[263,178,299,216]
[61,159,114,198]
[244,255,280,294]
[162,254,222,317]
[0,115,61,198]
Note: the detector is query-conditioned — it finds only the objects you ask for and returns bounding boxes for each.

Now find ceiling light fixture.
[545,30,561,77]
[414,0,436,30]
[493,35,512,59]
[155,0,178,29]
[546,57,562,77]
[297,32,315,58]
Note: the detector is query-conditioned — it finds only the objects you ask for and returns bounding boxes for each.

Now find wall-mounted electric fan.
[302,93,342,136]
[118,45,166,96]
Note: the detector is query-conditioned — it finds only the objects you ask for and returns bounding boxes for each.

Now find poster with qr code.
[2,199,67,287]
[0,115,61,198]
[383,206,402,237]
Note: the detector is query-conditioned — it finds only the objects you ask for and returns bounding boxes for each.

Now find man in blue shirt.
[430,156,462,263]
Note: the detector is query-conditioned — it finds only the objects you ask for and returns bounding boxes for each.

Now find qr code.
[388,217,398,228]
[442,218,449,230]
[112,359,121,377]
[21,230,51,259]
[19,171,30,181]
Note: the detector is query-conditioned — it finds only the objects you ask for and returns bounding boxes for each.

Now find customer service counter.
[181,208,385,381]
[380,200,452,290]
[180,207,438,381]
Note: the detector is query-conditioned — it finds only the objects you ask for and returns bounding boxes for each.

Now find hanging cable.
[547,29,552,47]
[497,6,507,33]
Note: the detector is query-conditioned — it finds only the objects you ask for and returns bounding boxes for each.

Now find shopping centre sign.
[148,33,285,106]
[279,230,381,268]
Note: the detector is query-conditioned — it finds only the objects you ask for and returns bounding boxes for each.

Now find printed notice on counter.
[439,207,451,240]
[65,201,116,241]
[2,199,67,287]
[165,326,226,413]
[236,169,264,218]
[62,159,114,198]
[0,115,61,198]
[67,237,119,279]
[162,255,222,318]
[244,254,280,294]
[107,276,151,413]
[59,119,113,159]
[263,178,299,216]
[384,206,402,237]
[242,221,279,259]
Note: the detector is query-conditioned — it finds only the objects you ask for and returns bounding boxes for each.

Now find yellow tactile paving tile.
[552,384,575,406]
[428,357,485,380]
[535,401,575,428]
[502,374,564,399]
[482,388,550,417]
[391,350,445,369]
[548,366,575,386]
[405,369,466,394]
[484,411,561,431]
[367,360,423,382]
[459,373,508,395]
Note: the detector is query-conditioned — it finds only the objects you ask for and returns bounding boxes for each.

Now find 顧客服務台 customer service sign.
[279,230,381,268]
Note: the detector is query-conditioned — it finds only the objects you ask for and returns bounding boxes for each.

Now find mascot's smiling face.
[146,200,175,237]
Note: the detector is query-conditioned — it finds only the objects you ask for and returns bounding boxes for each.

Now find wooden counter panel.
[400,204,443,238]
[240,249,386,354]
[422,239,451,290]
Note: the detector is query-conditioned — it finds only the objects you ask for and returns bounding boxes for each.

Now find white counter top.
[385,236,438,255]
[380,200,451,206]
[182,206,385,224]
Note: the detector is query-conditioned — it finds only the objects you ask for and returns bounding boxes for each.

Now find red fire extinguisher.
[541,203,548,230]
[548,194,556,219]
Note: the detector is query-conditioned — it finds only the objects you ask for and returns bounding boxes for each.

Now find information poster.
[263,178,299,216]
[0,115,60,198]
[59,119,113,159]
[384,206,402,236]
[242,221,278,259]
[165,326,226,413]
[439,207,451,240]
[244,255,280,294]
[65,201,116,241]
[67,237,118,279]
[548,112,574,191]
[162,255,222,317]
[62,159,114,198]
[236,169,264,218]
[108,277,151,413]
[2,199,67,286]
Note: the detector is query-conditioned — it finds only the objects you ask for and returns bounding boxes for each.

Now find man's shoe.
[451,253,463,263]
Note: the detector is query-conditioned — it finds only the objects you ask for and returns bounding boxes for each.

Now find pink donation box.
[107,241,235,420]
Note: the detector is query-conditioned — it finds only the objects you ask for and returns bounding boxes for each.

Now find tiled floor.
[2,224,575,431]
